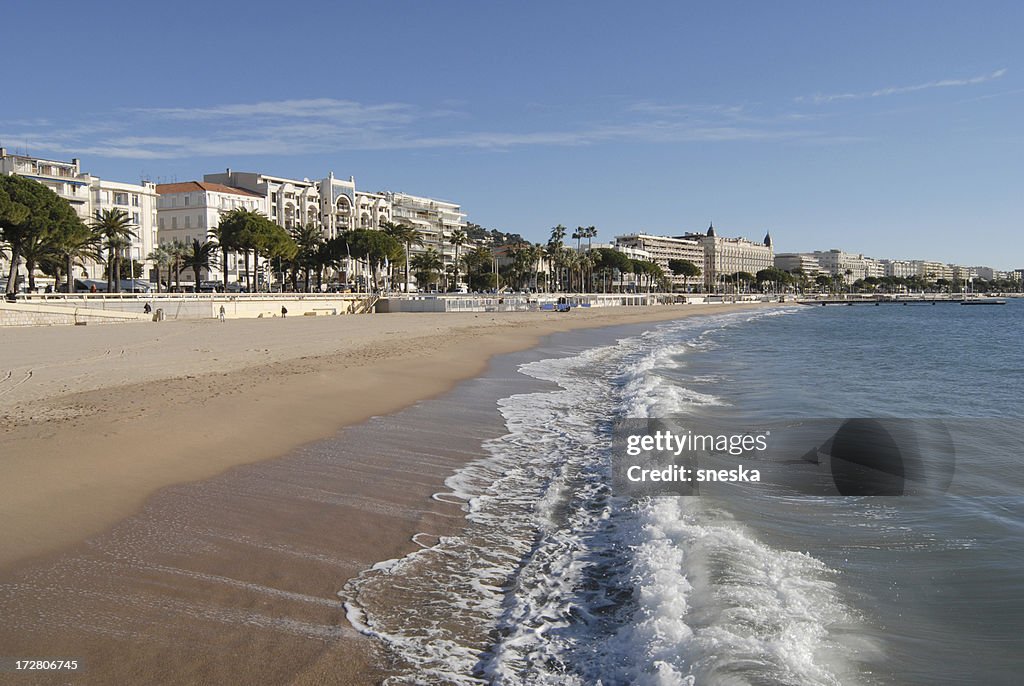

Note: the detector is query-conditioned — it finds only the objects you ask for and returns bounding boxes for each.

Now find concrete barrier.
[0,302,151,327]
[8,294,370,321]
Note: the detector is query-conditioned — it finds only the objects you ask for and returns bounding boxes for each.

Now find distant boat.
[961,299,1006,305]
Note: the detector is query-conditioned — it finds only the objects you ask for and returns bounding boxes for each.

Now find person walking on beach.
[281,305,288,318]
[219,305,226,322]
[143,302,152,315]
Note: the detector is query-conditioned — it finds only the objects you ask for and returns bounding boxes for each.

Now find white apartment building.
[0,148,91,220]
[774,252,821,276]
[93,178,159,280]
[204,169,320,231]
[809,250,880,282]
[387,191,469,275]
[1,148,158,288]
[880,259,919,279]
[950,265,978,282]
[155,181,267,284]
[317,172,357,238]
[615,233,704,290]
[318,173,392,237]
[354,190,391,231]
[910,260,954,281]
[204,169,393,240]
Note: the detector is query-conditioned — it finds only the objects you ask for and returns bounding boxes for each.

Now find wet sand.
[0,304,769,684]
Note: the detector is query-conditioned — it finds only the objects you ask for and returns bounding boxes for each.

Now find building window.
[185,215,191,229]
[132,194,140,207]
[184,195,190,207]
[172,217,177,229]
[159,218,164,229]
[132,212,140,225]
[114,192,129,205]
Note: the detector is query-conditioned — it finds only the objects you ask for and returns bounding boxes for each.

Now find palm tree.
[382,221,423,293]
[90,208,136,293]
[448,228,468,291]
[167,238,189,291]
[181,239,219,291]
[290,224,324,292]
[410,247,444,290]
[59,223,103,293]
[584,226,598,290]
[146,245,172,293]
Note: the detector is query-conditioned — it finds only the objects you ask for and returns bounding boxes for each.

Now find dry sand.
[0,303,769,684]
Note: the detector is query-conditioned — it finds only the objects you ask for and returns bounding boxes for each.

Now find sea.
[341,300,1024,686]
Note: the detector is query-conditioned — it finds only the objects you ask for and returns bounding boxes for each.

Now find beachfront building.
[93,178,159,282]
[156,182,267,284]
[318,172,357,238]
[355,190,392,231]
[317,173,392,238]
[686,224,775,290]
[806,250,880,282]
[1,148,158,289]
[0,148,91,221]
[387,192,470,282]
[909,260,953,281]
[879,259,918,279]
[614,233,704,290]
[774,252,821,276]
[204,169,321,232]
[951,265,978,283]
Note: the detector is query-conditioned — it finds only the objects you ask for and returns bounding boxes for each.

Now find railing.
[12,291,373,302]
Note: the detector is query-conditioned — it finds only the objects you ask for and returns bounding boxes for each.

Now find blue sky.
[3,1,1022,267]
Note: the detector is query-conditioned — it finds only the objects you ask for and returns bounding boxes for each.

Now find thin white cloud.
[130,98,416,125]
[3,96,854,160]
[798,68,1007,104]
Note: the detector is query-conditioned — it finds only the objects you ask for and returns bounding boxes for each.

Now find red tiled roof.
[155,181,263,198]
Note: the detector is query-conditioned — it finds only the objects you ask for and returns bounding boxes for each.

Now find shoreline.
[0,303,771,571]
[0,304,771,685]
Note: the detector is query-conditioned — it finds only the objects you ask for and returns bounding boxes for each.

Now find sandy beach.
[0,303,768,684]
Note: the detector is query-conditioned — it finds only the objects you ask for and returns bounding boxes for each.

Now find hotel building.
[387,191,470,276]
[1,149,158,287]
[203,169,321,232]
[155,182,267,284]
[614,233,704,290]
[774,252,821,276]
[318,173,392,237]
[689,224,775,289]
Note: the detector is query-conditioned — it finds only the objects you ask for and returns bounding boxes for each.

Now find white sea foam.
[342,308,866,685]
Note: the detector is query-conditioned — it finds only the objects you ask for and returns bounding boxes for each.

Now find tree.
[214,207,263,291]
[731,271,756,293]
[167,238,189,290]
[668,259,701,293]
[593,247,631,292]
[91,208,137,293]
[382,221,423,293]
[344,229,402,291]
[146,245,172,293]
[755,267,791,292]
[289,224,324,292]
[410,247,444,290]
[181,239,219,290]
[258,224,297,290]
[1,175,83,295]
[448,228,468,291]
[54,222,102,293]
[546,225,567,291]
